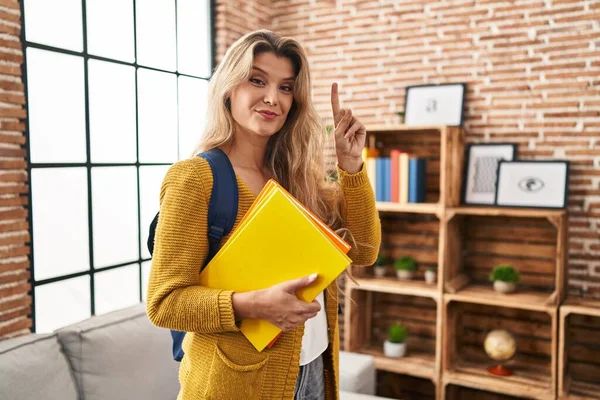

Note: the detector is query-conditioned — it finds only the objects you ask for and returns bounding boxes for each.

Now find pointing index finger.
[331,82,341,125]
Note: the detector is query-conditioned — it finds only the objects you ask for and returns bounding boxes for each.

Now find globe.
[484,329,517,376]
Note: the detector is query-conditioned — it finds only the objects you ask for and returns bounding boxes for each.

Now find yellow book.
[199,180,352,352]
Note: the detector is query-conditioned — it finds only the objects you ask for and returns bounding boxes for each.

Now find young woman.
[147,29,381,400]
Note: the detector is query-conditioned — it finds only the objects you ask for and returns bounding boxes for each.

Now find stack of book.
[199,180,352,351]
[362,148,427,203]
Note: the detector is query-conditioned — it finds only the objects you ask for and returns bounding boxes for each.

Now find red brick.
[0,318,31,337]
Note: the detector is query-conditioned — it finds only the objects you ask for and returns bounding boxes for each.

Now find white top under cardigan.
[299,290,329,366]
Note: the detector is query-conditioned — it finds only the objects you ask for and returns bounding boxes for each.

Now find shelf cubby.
[443,300,557,399]
[559,298,600,399]
[444,208,567,312]
[366,124,465,208]
[377,371,437,400]
[344,287,440,384]
[443,383,533,399]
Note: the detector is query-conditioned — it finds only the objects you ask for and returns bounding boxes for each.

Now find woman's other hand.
[232,274,321,332]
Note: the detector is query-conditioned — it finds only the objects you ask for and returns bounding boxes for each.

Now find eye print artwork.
[518,177,545,193]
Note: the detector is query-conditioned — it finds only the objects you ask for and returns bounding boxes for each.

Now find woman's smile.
[257,110,278,120]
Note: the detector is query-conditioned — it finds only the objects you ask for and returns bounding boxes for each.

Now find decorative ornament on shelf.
[424,268,437,284]
[374,254,388,278]
[394,256,418,280]
[484,329,517,377]
[384,322,407,358]
[490,264,520,294]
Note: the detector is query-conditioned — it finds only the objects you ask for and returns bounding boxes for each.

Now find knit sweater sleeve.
[337,162,381,266]
[146,159,239,333]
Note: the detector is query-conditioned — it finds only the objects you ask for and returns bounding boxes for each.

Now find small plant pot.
[396,270,414,280]
[384,340,406,358]
[374,266,387,278]
[424,270,437,284]
[494,281,516,294]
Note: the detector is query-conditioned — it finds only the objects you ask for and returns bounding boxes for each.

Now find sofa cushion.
[57,303,179,400]
[339,351,376,395]
[0,333,78,400]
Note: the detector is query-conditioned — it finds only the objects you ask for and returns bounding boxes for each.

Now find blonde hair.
[196,29,346,233]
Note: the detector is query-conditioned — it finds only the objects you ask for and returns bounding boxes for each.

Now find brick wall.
[0,0,30,340]
[215,0,274,64]
[218,0,600,297]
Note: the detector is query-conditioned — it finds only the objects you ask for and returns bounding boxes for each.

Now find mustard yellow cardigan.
[146,156,381,400]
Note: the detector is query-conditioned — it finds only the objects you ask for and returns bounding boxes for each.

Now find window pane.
[35,276,91,333]
[178,76,208,159]
[142,260,151,302]
[24,0,83,51]
[135,0,176,71]
[86,0,135,62]
[88,60,137,163]
[91,167,139,268]
[139,165,170,259]
[137,68,178,163]
[31,168,89,281]
[26,48,86,163]
[94,264,140,315]
[177,0,212,77]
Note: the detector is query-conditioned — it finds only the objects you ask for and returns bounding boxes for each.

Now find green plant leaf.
[489,264,520,283]
[393,256,418,271]
[388,322,407,343]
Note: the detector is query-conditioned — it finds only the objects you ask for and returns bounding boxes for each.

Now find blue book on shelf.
[376,157,384,202]
[408,158,427,203]
[383,157,391,202]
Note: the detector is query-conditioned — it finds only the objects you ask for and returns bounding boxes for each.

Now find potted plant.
[490,264,520,293]
[424,268,437,284]
[384,322,407,358]
[394,256,417,280]
[396,111,405,124]
[374,254,388,278]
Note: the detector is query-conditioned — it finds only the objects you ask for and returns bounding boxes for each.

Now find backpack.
[147,148,239,362]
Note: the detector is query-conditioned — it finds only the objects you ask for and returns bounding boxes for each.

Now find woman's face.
[229,52,296,139]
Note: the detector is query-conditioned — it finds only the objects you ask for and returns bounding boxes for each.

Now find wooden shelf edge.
[368,124,451,132]
[561,297,600,317]
[448,206,566,219]
[351,278,440,300]
[443,370,555,400]
[444,289,556,313]
[360,348,437,382]
[376,201,442,215]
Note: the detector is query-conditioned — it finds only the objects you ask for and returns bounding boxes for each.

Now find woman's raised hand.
[331,82,367,173]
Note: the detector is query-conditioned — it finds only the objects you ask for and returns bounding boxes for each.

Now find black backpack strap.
[198,148,239,267]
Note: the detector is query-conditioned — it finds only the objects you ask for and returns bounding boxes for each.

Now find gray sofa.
[0,304,179,400]
[0,303,391,400]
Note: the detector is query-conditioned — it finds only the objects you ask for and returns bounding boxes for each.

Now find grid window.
[23,0,214,333]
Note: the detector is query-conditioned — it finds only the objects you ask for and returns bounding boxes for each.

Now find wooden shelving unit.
[558,298,600,399]
[343,124,570,399]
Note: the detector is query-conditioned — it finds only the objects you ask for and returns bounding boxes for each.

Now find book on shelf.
[364,148,427,204]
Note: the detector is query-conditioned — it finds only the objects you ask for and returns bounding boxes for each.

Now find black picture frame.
[494,160,570,209]
[404,83,466,127]
[461,143,518,206]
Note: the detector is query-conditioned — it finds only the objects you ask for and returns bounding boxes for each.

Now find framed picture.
[462,143,517,206]
[404,83,466,126]
[495,160,570,209]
